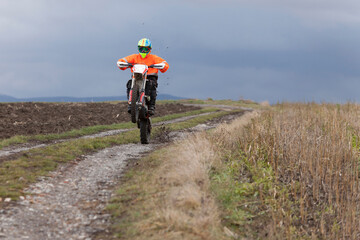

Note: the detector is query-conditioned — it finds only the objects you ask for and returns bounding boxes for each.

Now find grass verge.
[159,98,265,109]
[103,111,255,240]
[0,109,240,202]
[0,108,217,150]
[211,103,360,239]
[104,103,360,239]
[103,135,225,240]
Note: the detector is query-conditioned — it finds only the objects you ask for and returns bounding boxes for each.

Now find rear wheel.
[131,85,139,123]
[140,118,151,144]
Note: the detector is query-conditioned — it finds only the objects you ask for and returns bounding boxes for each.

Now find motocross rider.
[117,38,169,115]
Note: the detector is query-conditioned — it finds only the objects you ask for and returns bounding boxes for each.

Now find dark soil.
[0,102,200,139]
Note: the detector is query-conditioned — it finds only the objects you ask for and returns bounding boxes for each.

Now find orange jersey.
[117,53,169,76]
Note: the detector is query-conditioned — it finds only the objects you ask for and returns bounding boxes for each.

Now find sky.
[1,0,360,103]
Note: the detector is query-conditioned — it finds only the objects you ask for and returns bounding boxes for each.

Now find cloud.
[1,0,360,103]
[180,0,360,26]
[250,1,360,25]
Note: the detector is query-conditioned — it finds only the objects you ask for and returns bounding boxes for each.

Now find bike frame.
[129,64,150,119]
[117,61,165,144]
[117,61,165,120]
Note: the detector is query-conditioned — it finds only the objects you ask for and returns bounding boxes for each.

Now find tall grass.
[212,103,360,239]
[104,103,360,239]
[119,111,258,240]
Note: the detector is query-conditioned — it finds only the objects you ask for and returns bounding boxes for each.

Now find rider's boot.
[146,78,157,116]
[148,95,156,116]
[148,105,155,116]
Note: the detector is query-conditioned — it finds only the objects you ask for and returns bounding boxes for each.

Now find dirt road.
[0,111,214,158]
[0,107,250,239]
[0,143,154,239]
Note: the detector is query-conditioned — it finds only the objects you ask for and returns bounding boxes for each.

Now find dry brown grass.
[211,103,360,239]
[138,134,221,240]
[102,110,253,240]
[106,102,360,239]
[108,102,360,239]
[135,111,259,240]
[262,103,360,239]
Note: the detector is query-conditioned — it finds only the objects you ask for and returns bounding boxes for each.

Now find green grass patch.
[161,110,241,132]
[159,98,262,109]
[210,150,283,239]
[152,107,217,123]
[0,129,140,200]
[0,135,29,149]
[101,150,165,239]
[0,108,217,150]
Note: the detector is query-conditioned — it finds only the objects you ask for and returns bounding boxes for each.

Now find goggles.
[138,46,151,53]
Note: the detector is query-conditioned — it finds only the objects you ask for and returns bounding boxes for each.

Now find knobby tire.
[131,85,139,123]
[140,119,151,144]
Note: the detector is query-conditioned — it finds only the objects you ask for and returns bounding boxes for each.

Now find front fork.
[128,75,149,118]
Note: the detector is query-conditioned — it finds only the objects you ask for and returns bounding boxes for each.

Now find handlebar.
[117,62,133,68]
[118,62,165,69]
[149,63,165,69]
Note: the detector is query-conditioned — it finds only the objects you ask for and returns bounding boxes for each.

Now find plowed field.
[0,102,200,139]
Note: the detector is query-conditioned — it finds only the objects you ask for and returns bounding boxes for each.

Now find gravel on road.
[0,109,250,240]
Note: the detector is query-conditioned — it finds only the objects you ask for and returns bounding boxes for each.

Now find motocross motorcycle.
[117,62,165,144]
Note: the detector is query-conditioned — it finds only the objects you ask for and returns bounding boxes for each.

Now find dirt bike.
[117,62,165,144]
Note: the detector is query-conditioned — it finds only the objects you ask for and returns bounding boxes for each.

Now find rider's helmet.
[138,38,152,59]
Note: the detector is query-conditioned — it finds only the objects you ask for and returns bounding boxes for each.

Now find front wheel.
[131,85,139,123]
[140,118,151,144]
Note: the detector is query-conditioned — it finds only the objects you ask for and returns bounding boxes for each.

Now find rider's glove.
[117,61,130,69]
[153,62,165,69]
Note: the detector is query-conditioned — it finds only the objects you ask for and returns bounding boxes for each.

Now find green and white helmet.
[138,38,152,58]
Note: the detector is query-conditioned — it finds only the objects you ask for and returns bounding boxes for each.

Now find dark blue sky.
[1,0,360,103]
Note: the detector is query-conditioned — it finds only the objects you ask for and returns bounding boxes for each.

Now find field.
[0,102,200,139]
[0,99,252,239]
[208,103,360,239]
[2,100,359,239]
